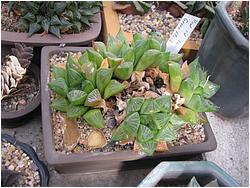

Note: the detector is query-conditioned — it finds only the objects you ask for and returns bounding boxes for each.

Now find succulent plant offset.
[49,30,219,156]
[7,1,102,38]
[188,176,219,187]
[1,43,33,100]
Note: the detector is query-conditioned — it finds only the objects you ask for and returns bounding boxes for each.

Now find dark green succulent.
[7,1,102,38]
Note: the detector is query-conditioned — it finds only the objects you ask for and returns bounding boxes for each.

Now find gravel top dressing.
[1,140,40,187]
[48,52,205,155]
[119,5,202,42]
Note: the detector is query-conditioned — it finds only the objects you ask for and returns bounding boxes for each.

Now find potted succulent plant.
[1,134,49,187]
[102,1,201,62]
[1,1,102,46]
[1,43,41,127]
[198,1,249,118]
[138,161,240,187]
[41,31,219,173]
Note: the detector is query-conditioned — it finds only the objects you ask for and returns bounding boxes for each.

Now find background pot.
[197,1,249,118]
[41,46,217,173]
[1,63,41,128]
[1,13,101,47]
[1,134,49,187]
[138,161,240,187]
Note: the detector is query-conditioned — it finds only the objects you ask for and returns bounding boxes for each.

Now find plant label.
[166,13,201,54]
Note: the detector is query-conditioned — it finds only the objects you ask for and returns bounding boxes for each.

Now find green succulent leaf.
[186,94,219,112]
[111,122,133,141]
[54,2,67,14]
[50,15,61,25]
[178,78,194,104]
[137,124,154,142]
[151,112,171,129]
[133,40,149,65]
[122,48,135,63]
[41,19,50,33]
[96,68,113,95]
[189,58,201,89]
[103,80,125,100]
[155,95,172,113]
[84,89,102,107]
[177,107,199,125]
[28,23,41,37]
[23,12,36,22]
[135,49,162,71]
[49,26,61,38]
[108,57,123,69]
[169,61,182,92]
[67,68,83,87]
[67,105,88,119]
[50,97,69,112]
[67,90,87,106]
[80,61,96,86]
[87,49,104,68]
[140,114,153,127]
[48,78,68,97]
[169,53,184,62]
[140,98,161,114]
[159,52,170,73]
[114,61,133,80]
[202,81,220,99]
[126,97,144,115]
[123,112,140,137]
[52,65,66,79]
[169,114,187,130]
[137,140,156,156]
[81,80,95,94]
[155,123,176,142]
[93,42,106,56]
[83,109,104,128]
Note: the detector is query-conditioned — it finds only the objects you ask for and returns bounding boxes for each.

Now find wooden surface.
[102,1,201,55]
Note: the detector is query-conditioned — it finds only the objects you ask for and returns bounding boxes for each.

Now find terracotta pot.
[1,63,41,128]
[40,46,217,173]
[1,134,49,186]
[1,13,101,47]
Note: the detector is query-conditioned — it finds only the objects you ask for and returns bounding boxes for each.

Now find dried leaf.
[61,114,81,151]
[131,71,145,83]
[87,129,107,149]
[156,141,168,152]
[181,60,190,79]
[116,97,127,111]
[144,91,160,99]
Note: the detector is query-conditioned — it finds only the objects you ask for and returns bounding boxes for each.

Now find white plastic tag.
[166,13,201,54]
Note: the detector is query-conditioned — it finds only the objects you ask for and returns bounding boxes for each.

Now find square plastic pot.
[2,13,101,47]
[41,46,217,173]
[138,161,240,187]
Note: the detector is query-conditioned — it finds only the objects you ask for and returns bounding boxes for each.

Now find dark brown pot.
[41,46,217,173]
[1,13,101,47]
[1,63,41,128]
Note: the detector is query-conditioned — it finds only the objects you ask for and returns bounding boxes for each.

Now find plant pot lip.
[41,46,217,167]
[1,13,101,46]
[138,161,240,187]
[216,1,249,47]
[1,133,49,187]
[1,63,41,119]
